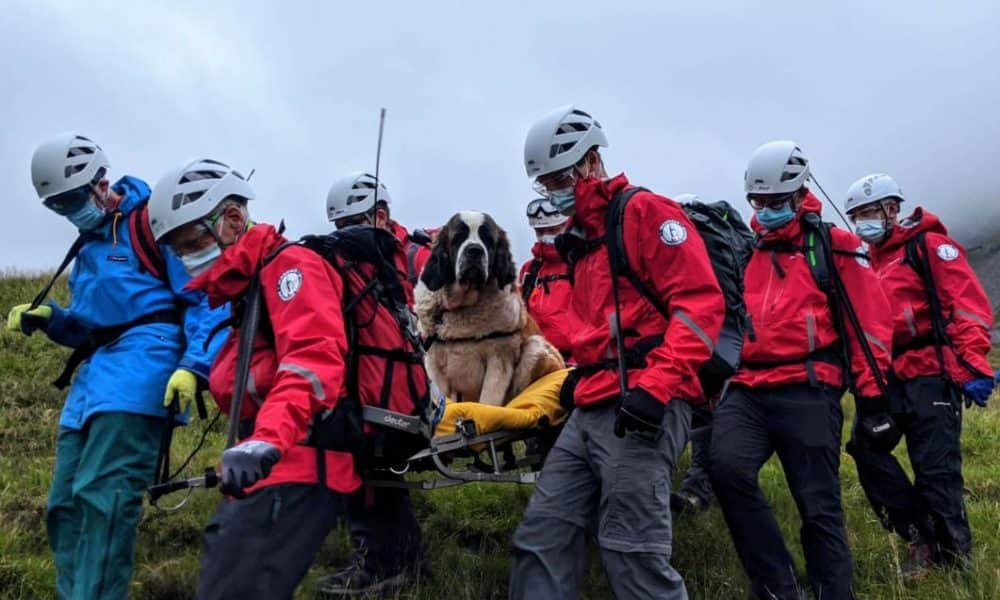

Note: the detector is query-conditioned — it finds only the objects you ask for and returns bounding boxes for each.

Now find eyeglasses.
[848,203,889,222]
[526,198,560,218]
[747,191,797,211]
[43,185,95,215]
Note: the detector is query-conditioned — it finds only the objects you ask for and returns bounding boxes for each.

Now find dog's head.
[421,210,517,292]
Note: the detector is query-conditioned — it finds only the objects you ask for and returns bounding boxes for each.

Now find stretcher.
[148,369,570,506]
[364,368,571,489]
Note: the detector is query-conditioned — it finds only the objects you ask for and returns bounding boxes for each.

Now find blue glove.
[962,378,995,408]
[220,440,281,496]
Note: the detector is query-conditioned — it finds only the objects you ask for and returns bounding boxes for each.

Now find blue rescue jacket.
[42,176,229,430]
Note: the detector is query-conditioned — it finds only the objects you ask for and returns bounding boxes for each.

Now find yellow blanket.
[434,369,571,438]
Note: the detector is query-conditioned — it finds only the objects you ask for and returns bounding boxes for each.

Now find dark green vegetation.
[1,274,998,598]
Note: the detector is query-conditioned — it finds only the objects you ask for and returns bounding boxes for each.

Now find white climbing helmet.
[148,158,255,242]
[523,105,608,178]
[844,173,905,215]
[674,193,702,204]
[326,172,392,222]
[526,197,569,229]
[744,140,810,195]
[30,133,110,200]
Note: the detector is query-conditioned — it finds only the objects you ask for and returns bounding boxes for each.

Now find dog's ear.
[420,220,454,291]
[491,223,518,289]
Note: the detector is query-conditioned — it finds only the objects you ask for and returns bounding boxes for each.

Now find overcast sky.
[3,0,1000,271]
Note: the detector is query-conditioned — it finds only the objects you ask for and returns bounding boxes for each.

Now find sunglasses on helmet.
[526,198,559,218]
[43,185,94,215]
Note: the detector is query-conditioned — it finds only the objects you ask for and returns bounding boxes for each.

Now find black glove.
[220,440,281,496]
[856,397,902,452]
[614,387,665,438]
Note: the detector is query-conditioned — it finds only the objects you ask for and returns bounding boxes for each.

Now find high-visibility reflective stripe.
[955,309,990,330]
[247,373,262,407]
[864,332,888,356]
[904,306,918,337]
[278,363,326,400]
[673,309,714,354]
[806,313,816,353]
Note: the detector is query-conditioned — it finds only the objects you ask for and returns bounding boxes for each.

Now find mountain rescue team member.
[668,192,717,515]
[709,141,893,600]
[315,172,425,597]
[843,173,995,576]
[7,134,225,600]
[519,197,574,360]
[510,106,725,599]
[326,171,432,295]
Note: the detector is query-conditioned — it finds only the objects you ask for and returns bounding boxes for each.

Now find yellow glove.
[6,304,52,334]
[164,369,213,414]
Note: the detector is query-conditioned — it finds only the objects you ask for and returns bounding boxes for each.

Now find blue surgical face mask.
[66,198,108,231]
[854,219,888,243]
[755,204,796,230]
[549,188,576,214]
[181,243,222,277]
[537,234,558,245]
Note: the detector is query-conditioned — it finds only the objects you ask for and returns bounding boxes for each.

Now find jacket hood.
[752,190,824,244]
[111,176,151,215]
[875,207,949,255]
[571,173,630,237]
[187,223,287,307]
[530,240,563,262]
[389,220,410,245]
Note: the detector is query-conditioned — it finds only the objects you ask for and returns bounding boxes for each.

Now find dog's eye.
[478,225,494,246]
[453,223,470,248]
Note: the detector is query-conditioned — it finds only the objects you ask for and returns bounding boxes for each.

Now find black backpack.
[605,188,755,398]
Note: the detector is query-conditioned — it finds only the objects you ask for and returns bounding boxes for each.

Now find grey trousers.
[510,400,691,600]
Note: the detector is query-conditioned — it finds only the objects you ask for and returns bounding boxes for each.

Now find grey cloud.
[3,0,999,272]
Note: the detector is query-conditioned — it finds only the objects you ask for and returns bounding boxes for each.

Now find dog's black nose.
[464,245,485,258]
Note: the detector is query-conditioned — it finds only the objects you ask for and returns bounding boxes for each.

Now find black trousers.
[847,375,971,561]
[345,483,424,574]
[710,384,853,600]
[197,484,343,600]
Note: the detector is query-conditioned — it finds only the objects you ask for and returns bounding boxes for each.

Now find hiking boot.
[901,543,936,580]
[670,489,709,514]
[315,558,411,597]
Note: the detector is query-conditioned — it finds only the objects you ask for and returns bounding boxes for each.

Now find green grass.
[2,273,999,599]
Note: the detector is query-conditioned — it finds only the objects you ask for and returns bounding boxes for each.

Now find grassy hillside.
[1,274,999,599]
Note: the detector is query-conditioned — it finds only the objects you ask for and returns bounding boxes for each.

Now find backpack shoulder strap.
[605,186,669,320]
[521,258,544,302]
[128,203,169,285]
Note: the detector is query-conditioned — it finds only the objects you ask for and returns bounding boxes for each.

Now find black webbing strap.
[30,233,91,310]
[53,308,183,389]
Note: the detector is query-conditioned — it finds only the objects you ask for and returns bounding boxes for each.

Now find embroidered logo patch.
[277,268,303,301]
[855,244,870,268]
[659,220,688,246]
[936,244,959,262]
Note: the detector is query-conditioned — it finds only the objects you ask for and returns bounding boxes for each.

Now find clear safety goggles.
[532,167,578,198]
[747,191,796,211]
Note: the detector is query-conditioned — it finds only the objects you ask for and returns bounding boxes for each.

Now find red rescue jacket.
[566,174,725,407]
[869,207,993,384]
[732,192,893,400]
[391,220,432,299]
[191,223,427,494]
[519,242,574,360]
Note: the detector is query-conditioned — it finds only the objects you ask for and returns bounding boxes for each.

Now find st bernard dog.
[414,211,565,406]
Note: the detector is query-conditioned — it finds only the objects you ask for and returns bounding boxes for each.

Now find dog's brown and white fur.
[414,211,565,406]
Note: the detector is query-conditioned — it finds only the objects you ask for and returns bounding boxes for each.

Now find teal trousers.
[46,412,166,600]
